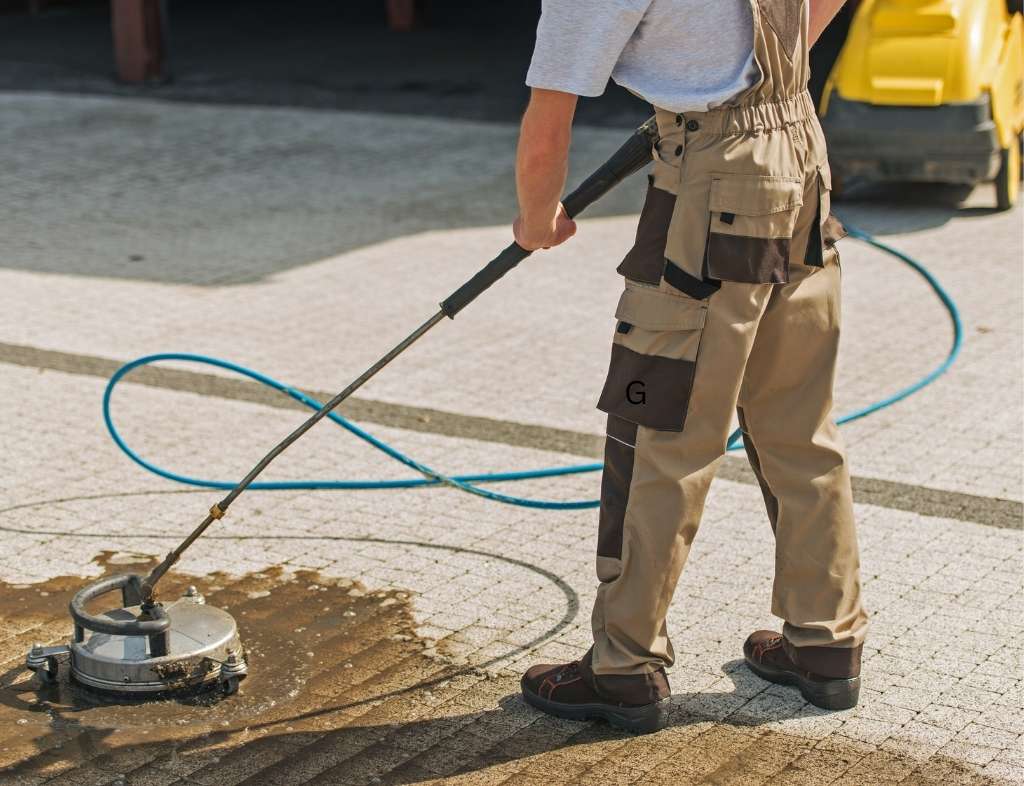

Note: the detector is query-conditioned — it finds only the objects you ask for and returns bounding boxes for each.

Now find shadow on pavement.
[1,1,1010,289]
[0,85,649,286]
[0,1,652,287]
[2,667,1001,784]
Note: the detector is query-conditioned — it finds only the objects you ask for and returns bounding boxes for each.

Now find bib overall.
[591,0,869,681]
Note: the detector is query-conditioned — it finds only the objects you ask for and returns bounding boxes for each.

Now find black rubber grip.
[440,242,531,319]
[440,116,660,319]
[562,117,660,219]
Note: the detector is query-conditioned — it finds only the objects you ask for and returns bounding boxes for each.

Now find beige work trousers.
[590,92,869,677]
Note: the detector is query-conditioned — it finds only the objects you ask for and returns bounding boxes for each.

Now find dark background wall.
[0,0,849,126]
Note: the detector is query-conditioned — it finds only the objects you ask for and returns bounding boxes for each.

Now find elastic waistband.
[655,91,816,137]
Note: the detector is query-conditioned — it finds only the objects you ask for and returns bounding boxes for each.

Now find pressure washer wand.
[140,116,661,603]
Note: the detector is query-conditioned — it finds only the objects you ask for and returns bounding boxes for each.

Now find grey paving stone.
[2,92,1022,785]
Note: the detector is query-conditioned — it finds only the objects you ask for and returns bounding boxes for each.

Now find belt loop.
[652,140,681,167]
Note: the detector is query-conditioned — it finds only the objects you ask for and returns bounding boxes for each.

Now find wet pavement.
[1,557,1011,785]
[0,554,440,784]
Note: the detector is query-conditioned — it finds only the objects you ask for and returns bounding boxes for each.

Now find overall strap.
[732,0,812,108]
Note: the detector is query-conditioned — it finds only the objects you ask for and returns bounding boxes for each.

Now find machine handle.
[70,574,171,638]
[439,116,659,319]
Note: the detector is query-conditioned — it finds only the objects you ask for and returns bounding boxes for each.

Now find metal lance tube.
[140,116,661,603]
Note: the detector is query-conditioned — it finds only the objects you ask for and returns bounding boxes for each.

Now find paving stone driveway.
[0,93,1021,784]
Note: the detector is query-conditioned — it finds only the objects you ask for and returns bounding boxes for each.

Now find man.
[515,0,868,734]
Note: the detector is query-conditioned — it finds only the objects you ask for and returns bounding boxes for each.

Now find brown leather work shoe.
[520,650,670,734]
[744,630,861,710]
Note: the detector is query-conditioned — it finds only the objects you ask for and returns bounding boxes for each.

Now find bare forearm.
[513,88,579,250]
[516,96,572,224]
[516,142,568,228]
[809,0,847,46]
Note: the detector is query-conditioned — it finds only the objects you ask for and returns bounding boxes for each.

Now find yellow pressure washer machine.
[820,0,1024,210]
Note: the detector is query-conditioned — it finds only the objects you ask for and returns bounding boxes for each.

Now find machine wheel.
[221,676,240,696]
[995,137,1021,211]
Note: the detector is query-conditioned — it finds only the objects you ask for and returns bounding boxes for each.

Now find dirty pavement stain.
[0,554,1007,785]
[0,553,449,784]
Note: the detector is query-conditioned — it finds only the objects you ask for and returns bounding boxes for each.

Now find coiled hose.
[103,222,962,510]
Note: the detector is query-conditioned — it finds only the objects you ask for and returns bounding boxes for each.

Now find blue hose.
[103,223,962,510]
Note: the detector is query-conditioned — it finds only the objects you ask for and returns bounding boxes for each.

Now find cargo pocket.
[804,164,848,267]
[702,174,804,284]
[597,284,706,432]
[617,174,676,285]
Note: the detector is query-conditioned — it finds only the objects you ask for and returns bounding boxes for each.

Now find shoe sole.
[744,655,860,710]
[521,681,669,734]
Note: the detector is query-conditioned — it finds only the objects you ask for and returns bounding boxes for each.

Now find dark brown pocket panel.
[597,415,638,560]
[705,233,790,284]
[757,0,802,61]
[804,206,824,268]
[617,177,676,285]
[597,344,696,432]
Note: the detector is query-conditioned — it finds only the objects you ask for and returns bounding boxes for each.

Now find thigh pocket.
[616,158,680,285]
[597,284,706,432]
[804,164,848,267]
[617,176,675,285]
[703,174,804,284]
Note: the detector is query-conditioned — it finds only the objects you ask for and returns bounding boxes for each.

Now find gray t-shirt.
[526,0,759,113]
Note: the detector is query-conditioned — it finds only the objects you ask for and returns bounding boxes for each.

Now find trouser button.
[685,119,700,132]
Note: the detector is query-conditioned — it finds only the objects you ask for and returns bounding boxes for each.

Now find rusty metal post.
[111,0,168,83]
[386,0,423,31]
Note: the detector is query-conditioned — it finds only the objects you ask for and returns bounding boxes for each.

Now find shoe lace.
[538,660,582,699]
[752,637,784,660]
